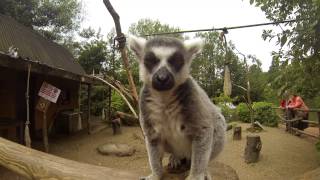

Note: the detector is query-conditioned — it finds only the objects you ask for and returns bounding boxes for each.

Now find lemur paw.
[139,174,162,180]
[166,155,190,173]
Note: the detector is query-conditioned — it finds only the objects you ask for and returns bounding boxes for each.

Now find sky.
[81,0,283,71]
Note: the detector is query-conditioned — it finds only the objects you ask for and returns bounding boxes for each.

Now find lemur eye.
[144,52,160,72]
[168,52,184,72]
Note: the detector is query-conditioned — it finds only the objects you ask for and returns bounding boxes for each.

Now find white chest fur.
[147,96,192,158]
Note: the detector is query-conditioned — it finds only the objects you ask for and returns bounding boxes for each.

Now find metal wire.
[142,19,297,37]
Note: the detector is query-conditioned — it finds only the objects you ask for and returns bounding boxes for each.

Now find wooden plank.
[0,137,138,180]
[273,107,320,112]
[291,128,319,139]
[301,120,319,125]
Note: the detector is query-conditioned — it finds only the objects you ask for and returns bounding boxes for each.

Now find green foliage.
[214,94,236,122]
[249,0,320,106]
[111,91,127,113]
[90,85,108,116]
[77,30,108,74]
[128,19,182,38]
[0,0,82,41]
[236,102,278,127]
[236,103,251,123]
[253,102,278,127]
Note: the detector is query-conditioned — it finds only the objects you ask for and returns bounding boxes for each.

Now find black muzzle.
[152,67,174,91]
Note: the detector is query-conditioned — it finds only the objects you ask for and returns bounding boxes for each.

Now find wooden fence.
[275,108,320,139]
[0,137,139,180]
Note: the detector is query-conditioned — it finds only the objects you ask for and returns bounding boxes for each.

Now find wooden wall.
[0,66,80,134]
[0,68,18,119]
[34,76,80,130]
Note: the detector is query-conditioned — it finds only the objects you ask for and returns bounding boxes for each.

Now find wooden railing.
[0,138,139,180]
[275,107,320,139]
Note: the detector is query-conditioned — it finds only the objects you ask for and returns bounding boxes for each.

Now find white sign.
[38,82,61,103]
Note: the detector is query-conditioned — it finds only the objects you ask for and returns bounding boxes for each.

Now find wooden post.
[24,64,31,147]
[244,135,262,163]
[233,126,242,140]
[87,84,92,134]
[111,118,121,135]
[43,108,49,152]
[318,112,320,139]
[103,0,139,106]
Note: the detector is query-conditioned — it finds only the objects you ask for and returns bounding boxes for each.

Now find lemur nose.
[156,74,169,83]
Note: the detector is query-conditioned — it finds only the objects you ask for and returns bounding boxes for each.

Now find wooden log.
[0,137,138,180]
[233,126,242,140]
[244,135,262,163]
[116,111,139,126]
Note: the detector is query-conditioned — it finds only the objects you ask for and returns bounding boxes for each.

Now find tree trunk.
[233,126,242,140]
[244,135,262,163]
[103,0,139,106]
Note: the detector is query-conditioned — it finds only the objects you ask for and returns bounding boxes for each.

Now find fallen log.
[0,137,138,180]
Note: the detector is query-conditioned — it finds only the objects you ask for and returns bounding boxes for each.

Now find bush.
[214,94,236,122]
[236,103,251,123]
[236,101,278,127]
[217,103,236,122]
[253,102,278,127]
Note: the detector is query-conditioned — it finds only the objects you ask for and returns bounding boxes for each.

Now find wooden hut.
[0,14,93,149]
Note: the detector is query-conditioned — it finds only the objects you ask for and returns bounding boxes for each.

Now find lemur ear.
[128,35,146,60]
[184,38,204,58]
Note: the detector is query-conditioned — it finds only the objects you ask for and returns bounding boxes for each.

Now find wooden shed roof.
[0,14,87,79]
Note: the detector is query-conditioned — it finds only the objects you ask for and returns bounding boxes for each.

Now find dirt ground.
[1,123,320,180]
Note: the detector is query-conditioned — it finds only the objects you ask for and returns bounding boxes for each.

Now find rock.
[97,143,135,157]
[161,161,239,180]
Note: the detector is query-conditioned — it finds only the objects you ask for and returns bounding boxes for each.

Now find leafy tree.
[193,32,247,98]
[250,0,320,106]
[77,28,108,74]
[0,0,82,41]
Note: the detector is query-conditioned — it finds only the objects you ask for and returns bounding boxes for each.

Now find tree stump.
[244,135,262,163]
[112,118,122,135]
[233,126,242,140]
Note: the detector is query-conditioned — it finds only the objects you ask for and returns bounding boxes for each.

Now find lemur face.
[129,36,203,91]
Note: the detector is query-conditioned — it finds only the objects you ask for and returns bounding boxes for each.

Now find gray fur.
[129,36,226,180]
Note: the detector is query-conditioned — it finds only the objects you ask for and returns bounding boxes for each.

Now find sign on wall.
[38,82,61,103]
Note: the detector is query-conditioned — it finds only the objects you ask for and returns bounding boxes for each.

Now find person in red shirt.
[287,94,309,131]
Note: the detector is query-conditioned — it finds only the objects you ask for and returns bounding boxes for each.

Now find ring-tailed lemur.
[129,36,226,180]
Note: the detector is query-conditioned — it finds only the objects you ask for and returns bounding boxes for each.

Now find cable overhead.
[143,19,296,37]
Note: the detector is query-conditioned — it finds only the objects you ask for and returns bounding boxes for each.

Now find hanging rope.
[25,64,31,147]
